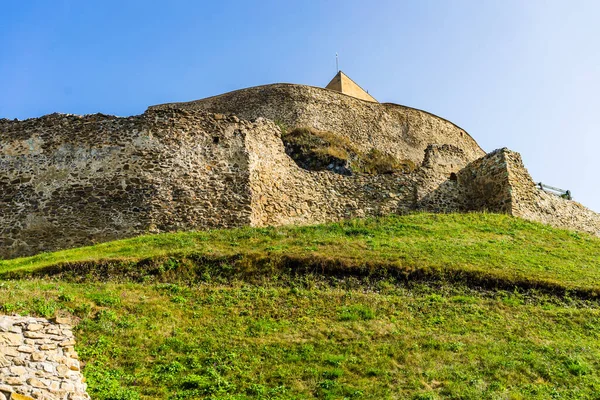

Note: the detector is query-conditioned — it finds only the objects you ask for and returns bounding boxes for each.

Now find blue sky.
[2,0,599,211]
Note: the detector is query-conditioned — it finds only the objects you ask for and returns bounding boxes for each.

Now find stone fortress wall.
[151,84,600,236]
[504,150,600,234]
[149,84,486,167]
[0,111,257,258]
[1,84,599,259]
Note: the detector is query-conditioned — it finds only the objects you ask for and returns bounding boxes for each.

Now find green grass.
[2,213,599,296]
[2,213,600,399]
[3,279,600,399]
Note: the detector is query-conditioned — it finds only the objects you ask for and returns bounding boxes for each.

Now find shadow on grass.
[4,252,599,301]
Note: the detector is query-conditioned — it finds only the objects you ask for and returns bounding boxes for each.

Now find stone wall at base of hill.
[0,110,257,258]
[1,110,472,259]
[0,315,89,400]
[246,118,417,227]
[440,148,600,236]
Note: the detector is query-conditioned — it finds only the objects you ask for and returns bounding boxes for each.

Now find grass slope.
[2,213,599,295]
[1,213,600,399]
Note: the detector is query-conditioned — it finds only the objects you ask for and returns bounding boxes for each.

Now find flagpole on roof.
[336,53,339,72]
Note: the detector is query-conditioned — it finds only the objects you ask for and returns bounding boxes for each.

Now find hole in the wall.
[213,137,220,144]
[449,172,458,181]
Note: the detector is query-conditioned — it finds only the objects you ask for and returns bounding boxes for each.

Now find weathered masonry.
[1,80,599,259]
[0,315,89,400]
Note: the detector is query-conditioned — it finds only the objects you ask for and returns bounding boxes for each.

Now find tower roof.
[325,71,378,103]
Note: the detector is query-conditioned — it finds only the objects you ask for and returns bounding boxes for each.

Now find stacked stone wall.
[418,148,515,215]
[149,84,485,168]
[504,150,600,236]
[0,110,257,258]
[427,148,600,236]
[415,144,473,213]
[457,148,513,213]
[2,99,600,259]
[0,316,89,400]
[246,118,416,227]
[2,109,471,258]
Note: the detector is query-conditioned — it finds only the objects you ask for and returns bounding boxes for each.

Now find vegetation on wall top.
[280,126,415,176]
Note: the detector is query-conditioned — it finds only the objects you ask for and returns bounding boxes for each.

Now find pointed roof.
[325,71,378,103]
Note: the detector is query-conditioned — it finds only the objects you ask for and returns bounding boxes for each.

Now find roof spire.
[336,53,339,73]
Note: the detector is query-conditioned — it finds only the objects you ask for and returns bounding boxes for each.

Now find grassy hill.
[1,213,600,399]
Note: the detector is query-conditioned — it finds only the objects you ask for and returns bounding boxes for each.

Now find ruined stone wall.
[149,84,485,168]
[3,103,599,259]
[423,148,600,236]
[415,144,473,213]
[2,108,469,259]
[0,110,258,258]
[246,118,416,227]
[456,148,513,214]
[0,315,89,400]
[504,150,600,236]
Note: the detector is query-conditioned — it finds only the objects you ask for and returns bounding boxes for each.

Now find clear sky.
[2,0,599,211]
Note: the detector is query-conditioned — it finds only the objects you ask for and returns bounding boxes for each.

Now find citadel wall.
[457,148,513,213]
[2,93,600,259]
[504,150,600,235]
[441,148,600,235]
[0,111,256,258]
[149,84,486,169]
[0,109,465,258]
[415,144,474,213]
[246,119,415,227]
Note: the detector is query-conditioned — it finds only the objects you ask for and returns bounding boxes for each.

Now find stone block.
[4,376,23,385]
[0,318,12,332]
[25,324,43,332]
[16,345,34,353]
[30,352,46,362]
[10,394,36,400]
[26,378,47,389]
[23,332,44,339]
[0,355,10,368]
[9,365,27,375]
[0,333,22,346]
